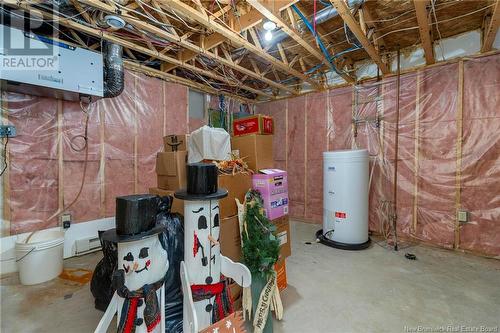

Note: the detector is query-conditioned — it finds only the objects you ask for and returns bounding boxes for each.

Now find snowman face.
[185,200,221,285]
[117,234,169,291]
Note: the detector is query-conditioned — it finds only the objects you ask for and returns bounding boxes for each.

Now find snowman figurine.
[175,163,251,333]
[95,195,169,333]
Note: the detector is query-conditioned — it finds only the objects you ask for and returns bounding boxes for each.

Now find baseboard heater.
[75,236,101,256]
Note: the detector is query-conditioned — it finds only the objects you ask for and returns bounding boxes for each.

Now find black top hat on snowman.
[175,163,228,201]
[102,194,165,242]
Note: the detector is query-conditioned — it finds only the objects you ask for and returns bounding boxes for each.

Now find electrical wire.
[431,0,445,61]
[25,99,93,243]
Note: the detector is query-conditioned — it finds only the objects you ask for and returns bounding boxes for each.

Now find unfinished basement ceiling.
[4,0,498,102]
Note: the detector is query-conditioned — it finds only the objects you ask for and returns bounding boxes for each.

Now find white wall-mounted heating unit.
[1,24,104,101]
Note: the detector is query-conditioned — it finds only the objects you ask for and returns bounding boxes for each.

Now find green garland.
[241,189,280,278]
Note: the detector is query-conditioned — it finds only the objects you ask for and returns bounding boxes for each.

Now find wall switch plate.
[457,210,469,223]
[61,213,71,229]
[0,125,16,138]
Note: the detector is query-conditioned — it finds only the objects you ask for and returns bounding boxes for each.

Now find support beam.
[164,0,321,89]
[69,0,94,24]
[414,0,435,65]
[330,0,390,74]
[361,4,386,50]
[163,2,296,73]
[77,0,296,95]
[481,0,500,53]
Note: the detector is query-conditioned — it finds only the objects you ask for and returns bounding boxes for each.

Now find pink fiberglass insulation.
[258,99,287,163]
[460,55,500,256]
[258,53,500,257]
[103,71,137,217]
[286,95,306,218]
[6,94,59,234]
[305,92,328,222]
[2,70,190,234]
[136,74,164,193]
[327,86,353,150]
[165,82,188,135]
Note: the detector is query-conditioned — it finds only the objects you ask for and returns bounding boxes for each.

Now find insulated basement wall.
[1,70,190,235]
[257,54,500,258]
[1,69,251,236]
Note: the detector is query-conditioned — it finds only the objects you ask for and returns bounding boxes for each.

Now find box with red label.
[252,169,288,220]
[232,114,273,137]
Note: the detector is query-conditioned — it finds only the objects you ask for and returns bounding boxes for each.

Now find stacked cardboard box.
[232,114,274,137]
[218,172,253,310]
[231,116,290,292]
[219,173,252,262]
[150,135,188,212]
[163,134,188,152]
[231,134,274,172]
[252,169,289,220]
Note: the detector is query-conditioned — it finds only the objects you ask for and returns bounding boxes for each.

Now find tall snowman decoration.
[175,163,251,333]
[95,195,169,333]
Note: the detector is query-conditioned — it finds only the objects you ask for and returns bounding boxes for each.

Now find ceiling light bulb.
[263,20,276,31]
[264,31,273,41]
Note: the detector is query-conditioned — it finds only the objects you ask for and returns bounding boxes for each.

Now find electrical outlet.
[0,125,16,138]
[61,213,71,229]
[457,210,469,223]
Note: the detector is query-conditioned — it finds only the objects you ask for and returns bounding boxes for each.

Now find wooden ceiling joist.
[14,3,271,99]
[164,0,322,89]
[77,0,296,95]
[414,0,435,65]
[330,0,390,74]
[162,5,273,73]
[360,4,386,51]
[481,0,500,53]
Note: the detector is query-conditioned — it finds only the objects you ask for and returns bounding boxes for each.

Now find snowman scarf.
[116,278,164,333]
[191,279,233,323]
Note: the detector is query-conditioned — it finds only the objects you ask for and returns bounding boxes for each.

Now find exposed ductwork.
[103,41,124,98]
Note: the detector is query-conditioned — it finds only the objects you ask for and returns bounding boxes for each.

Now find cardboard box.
[274,258,287,292]
[148,187,184,214]
[233,114,273,136]
[252,169,289,220]
[218,173,252,218]
[156,151,187,190]
[271,215,291,259]
[231,134,274,172]
[220,215,242,262]
[163,134,188,152]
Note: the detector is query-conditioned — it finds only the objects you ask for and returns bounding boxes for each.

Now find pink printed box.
[252,169,289,220]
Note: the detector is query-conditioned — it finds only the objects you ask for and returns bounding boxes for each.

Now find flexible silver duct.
[103,42,124,98]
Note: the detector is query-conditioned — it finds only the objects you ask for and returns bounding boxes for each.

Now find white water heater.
[322,149,370,249]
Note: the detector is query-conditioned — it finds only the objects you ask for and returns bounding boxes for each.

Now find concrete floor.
[1,220,500,333]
